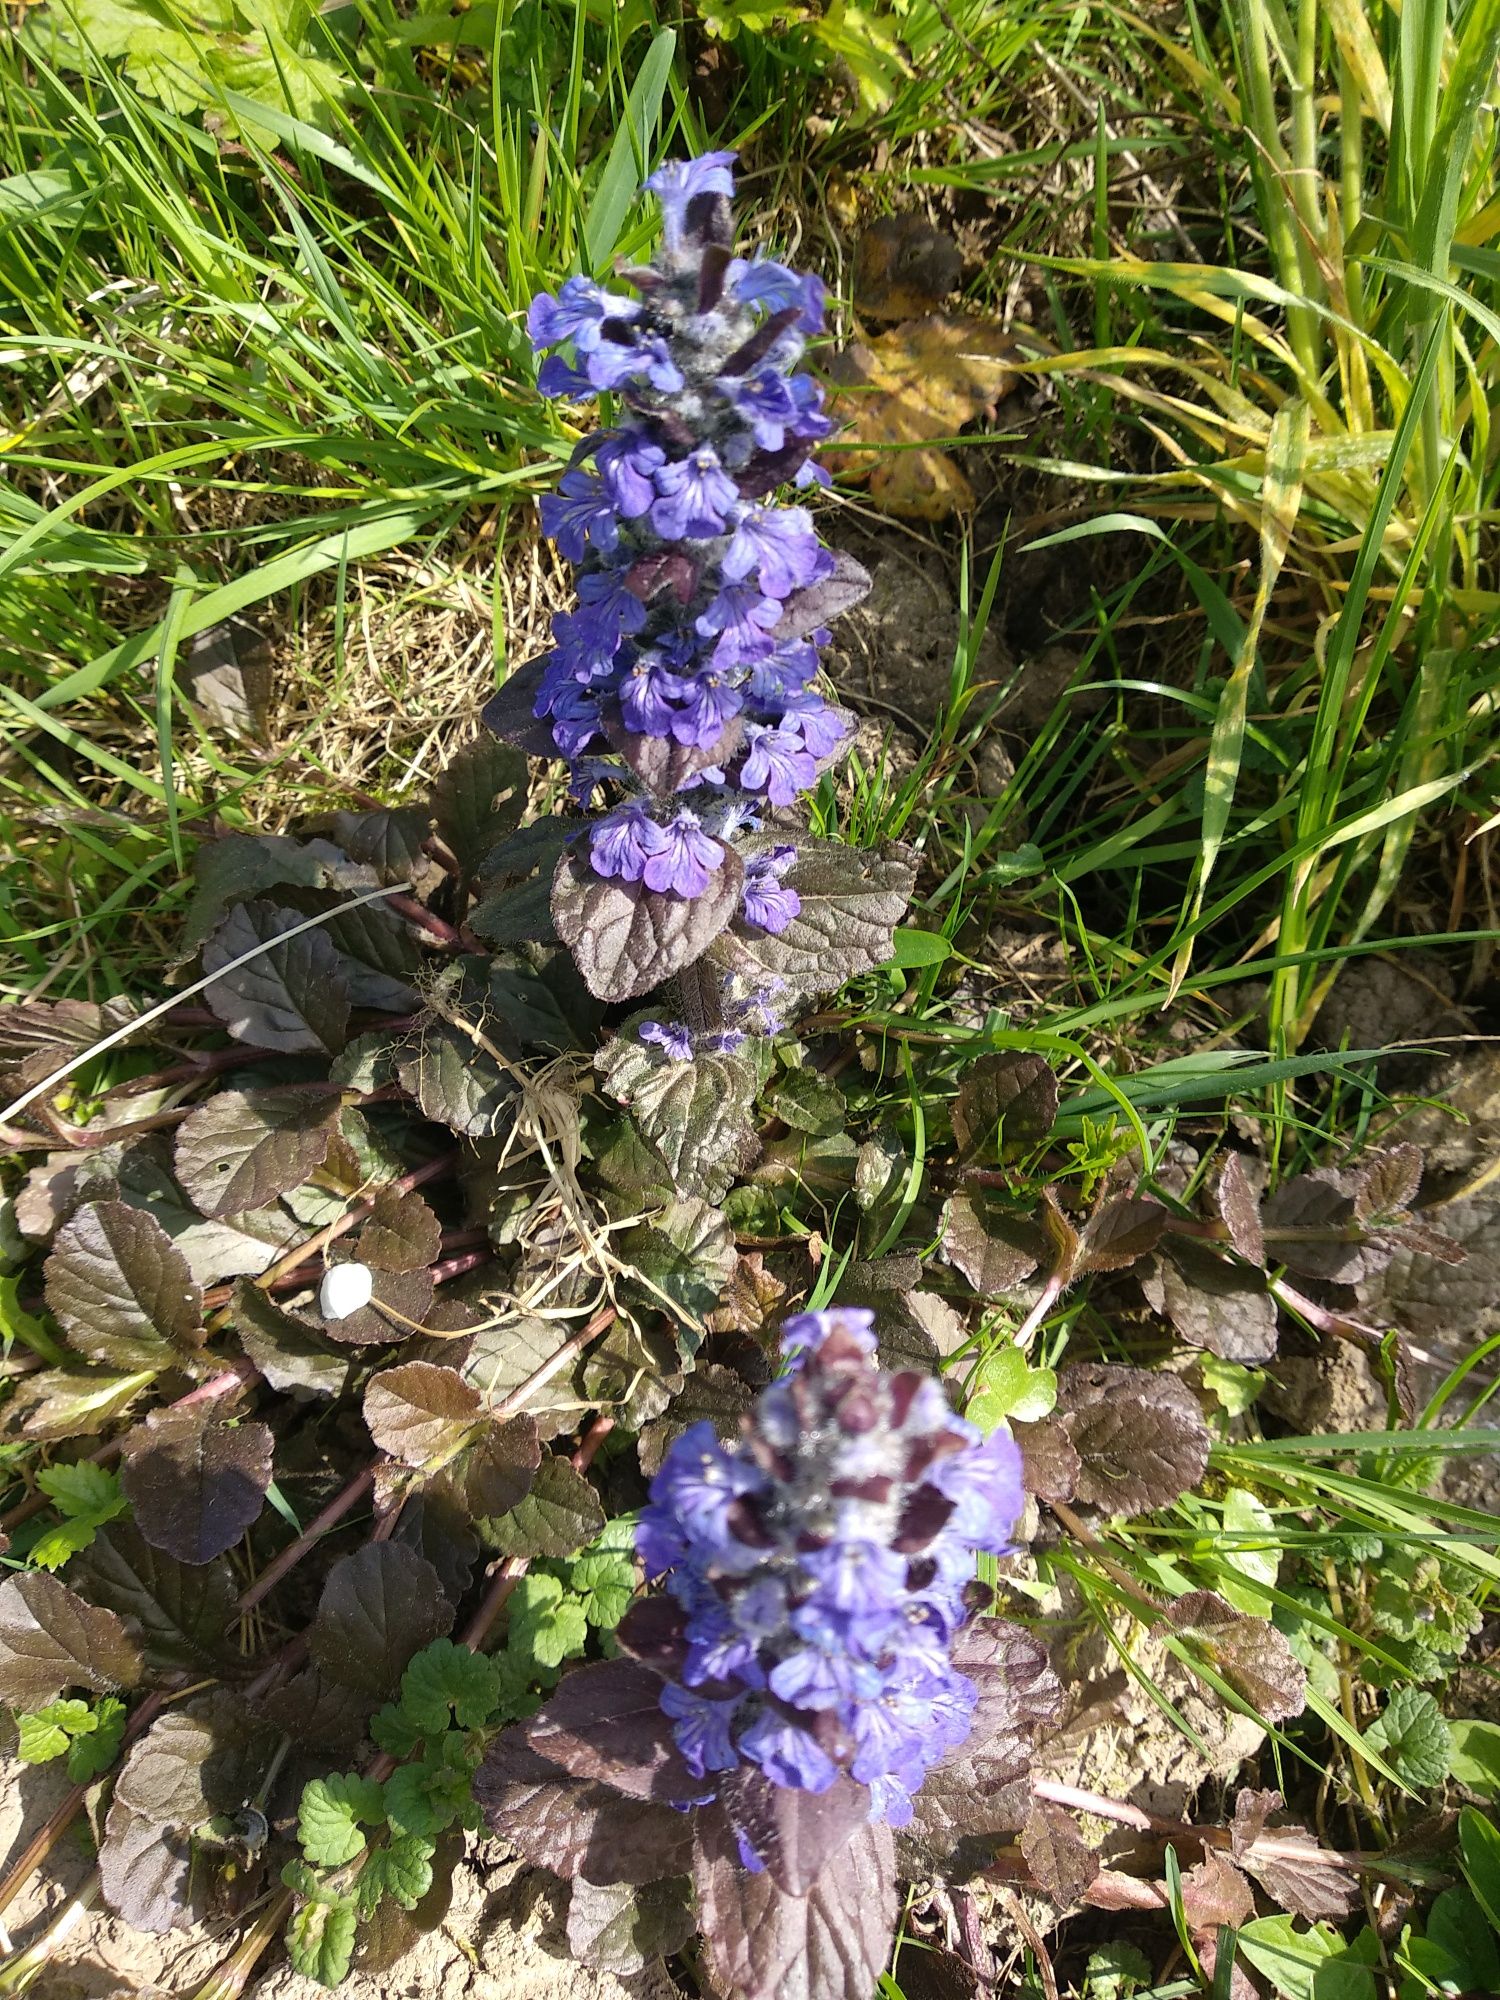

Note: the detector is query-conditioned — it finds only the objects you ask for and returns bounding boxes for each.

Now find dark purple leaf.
[770,551,873,645]
[272,884,424,1011]
[552,845,745,1004]
[433,1415,542,1521]
[623,549,699,604]
[231,1283,350,1399]
[467,870,560,947]
[355,1188,444,1273]
[1139,1240,1279,1363]
[432,736,528,877]
[173,1088,341,1219]
[66,1521,235,1678]
[119,1406,273,1565]
[473,1727,695,1885]
[941,1193,1042,1294]
[1053,1364,1211,1515]
[479,656,563,756]
[903,1752,1033,1865]
[1020,1799,1098,1906]
[951,1053,1058,1161]
[1261,1172,1389,1284]
[0,1571,143,1708]
[332,805,435,884]
[638,1364,756,1477]
[1212,1153,1265,1266]
[1230,1788,1284,1859]
[1155,1591,1307,1721]
[478,1451,604,1557]
[394,1014,515,1138]
[364,1361,485,1470]
[391,1490,479,1606]
[1352,1144,1424,1224]
[566,1876,695,1976]
[1013,1416,1081,1503]
[950,1617,1065,1761]
[1078,1195,1168,1273]
[598,1034,760,1203]
[314,1258,435,1348]
[526,1658,706,1805]
[722,1769,873,1895]
[607,710,746,797]
[711,837,917,999]
[694,1802,898,2000]
[176,615,272,744]
[99,1691,277,1933]
[200,899,351,1055]
[256,1663,376,1752]
[612,1596,689,1673]
[308,1543,454,1700]
[44,1199,206,1373]
[1239,1826,1360,1920]
[1179,1851,1255,1932]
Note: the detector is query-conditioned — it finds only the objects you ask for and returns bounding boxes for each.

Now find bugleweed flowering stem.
[485,150,915,1060]
[637,1306,1026,1824]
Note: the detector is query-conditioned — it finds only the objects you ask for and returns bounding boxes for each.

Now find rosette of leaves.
[475,1616,1061,2000]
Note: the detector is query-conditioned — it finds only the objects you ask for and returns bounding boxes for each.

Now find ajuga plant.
[481,149,917,1104]
[0,152,1478,2000]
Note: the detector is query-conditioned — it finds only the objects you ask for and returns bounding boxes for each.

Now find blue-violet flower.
[636,1307,1025,1830]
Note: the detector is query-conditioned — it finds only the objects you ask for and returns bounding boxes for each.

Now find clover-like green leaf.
[299,1772,387,1867]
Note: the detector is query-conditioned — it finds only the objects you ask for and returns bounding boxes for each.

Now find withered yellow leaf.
[823,315,1020,521]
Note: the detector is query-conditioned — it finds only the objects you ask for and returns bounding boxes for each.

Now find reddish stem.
[386,894,464,950]
[234,1466,376,1617]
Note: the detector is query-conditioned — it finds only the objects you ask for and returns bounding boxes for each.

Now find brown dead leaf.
[823,316,1020,520]
[854,214,963,321]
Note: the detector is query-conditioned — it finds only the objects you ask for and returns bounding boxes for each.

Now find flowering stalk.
[637,1306,1025,1833]
[488,152,911,1063]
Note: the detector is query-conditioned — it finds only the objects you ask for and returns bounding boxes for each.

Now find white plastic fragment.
[319,1261,374,1320]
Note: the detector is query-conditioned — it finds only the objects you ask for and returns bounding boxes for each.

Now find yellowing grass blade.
[1168,399,1311,1002]
[1323,0,1393,134]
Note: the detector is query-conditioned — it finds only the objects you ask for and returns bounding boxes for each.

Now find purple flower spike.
[635,1307,1027,1824]
[730,257,827,334]
[527,275,641,353]
[717,369,800,452]
[671,672,743,750]
[696,582,783,651]
[651,446,742,541]
[489,155,916,1057]
[597,431,667,518]
[539,469,620,563]
[642,809,725,899]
